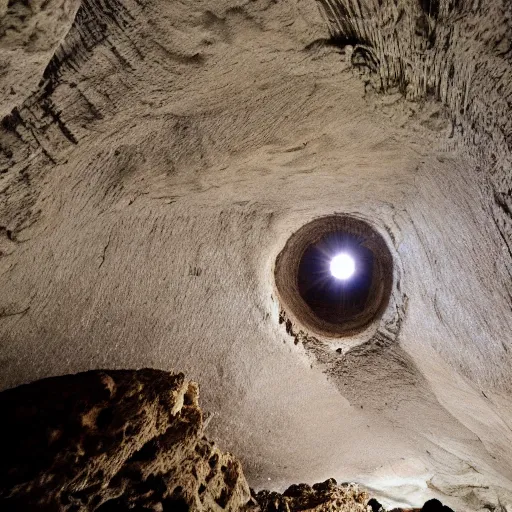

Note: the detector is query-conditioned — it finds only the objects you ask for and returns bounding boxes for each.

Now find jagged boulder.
[0,368,455,512]
[0,369,252,511]
[254,478,370,511]
[253,481,455,512]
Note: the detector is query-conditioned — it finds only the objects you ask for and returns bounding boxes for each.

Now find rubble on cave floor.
[252,481,454,512]
[0,369,453,512]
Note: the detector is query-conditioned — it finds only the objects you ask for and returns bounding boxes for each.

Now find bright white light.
[330,253,355,280]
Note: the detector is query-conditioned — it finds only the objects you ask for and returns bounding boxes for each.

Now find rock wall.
[1,0,512,510]
[317,0,512,286]
[0,0,81,118]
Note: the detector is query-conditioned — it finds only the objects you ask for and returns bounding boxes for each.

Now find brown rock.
[0,368,456,512]
[0,369,251,511]
[253,478,370,512]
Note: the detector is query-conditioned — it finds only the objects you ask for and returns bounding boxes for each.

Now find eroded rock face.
[0,369,455,512]
[1,0,512,510]
[0,0,81,117]
[255,479,370,512]
[0,369,251,511]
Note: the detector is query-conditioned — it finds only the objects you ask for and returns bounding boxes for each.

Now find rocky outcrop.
[254,485,454,512]
[0,369,456,512]
[0,369,251,511]
[254,479,370,511]
[0,0,81,117]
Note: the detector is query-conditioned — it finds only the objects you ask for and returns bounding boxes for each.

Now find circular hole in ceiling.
[275,215,393,338]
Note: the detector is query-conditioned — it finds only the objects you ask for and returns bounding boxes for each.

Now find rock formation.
[0,369,250,511]
[254,480,370,511]
[0,369,454,512]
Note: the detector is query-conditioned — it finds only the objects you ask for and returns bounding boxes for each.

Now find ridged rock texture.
[316,0,512,283]
[254,480,371,511]
[0,0,81,118]
[0,369,454,512]
[1,0,512,511]
[0,369,251,511]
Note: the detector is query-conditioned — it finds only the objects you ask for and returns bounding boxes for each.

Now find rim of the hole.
[274,214,394,338]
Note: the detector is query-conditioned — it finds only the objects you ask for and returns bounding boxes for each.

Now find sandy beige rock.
[1,0,512,511]
[0,0,80,117]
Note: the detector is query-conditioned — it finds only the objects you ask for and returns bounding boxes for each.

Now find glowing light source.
[330,253,355,280]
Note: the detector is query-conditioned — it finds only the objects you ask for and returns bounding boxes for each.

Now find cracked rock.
[0,369,457,512]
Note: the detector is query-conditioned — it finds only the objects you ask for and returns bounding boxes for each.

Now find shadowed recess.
[275,215,393,338]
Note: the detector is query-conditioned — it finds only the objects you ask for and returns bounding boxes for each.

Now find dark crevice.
[162,496,189,512]
[419,0,439,19]
[128,439,159,462]
[96,407,114,429]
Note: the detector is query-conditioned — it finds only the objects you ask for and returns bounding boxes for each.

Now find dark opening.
[419,0,439,18]
[298,232,374,324]
[274,215,393,338]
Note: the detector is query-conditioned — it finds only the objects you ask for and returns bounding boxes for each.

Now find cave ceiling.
[1,0,512,510]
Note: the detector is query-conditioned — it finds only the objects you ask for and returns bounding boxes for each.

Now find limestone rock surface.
[1,0,512,510]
